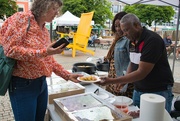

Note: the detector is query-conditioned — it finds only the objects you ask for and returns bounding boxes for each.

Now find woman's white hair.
[31,0,62,20]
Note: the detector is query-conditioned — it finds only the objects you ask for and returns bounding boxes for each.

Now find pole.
[50,22,53,42]
[50,22,53,85]
[172,0,180,75]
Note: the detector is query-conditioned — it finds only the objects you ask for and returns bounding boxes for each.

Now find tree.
[0,0,17,20]
[62,0,113,27]
[124,4,175,31]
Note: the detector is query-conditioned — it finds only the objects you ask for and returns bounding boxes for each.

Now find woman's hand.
[114,83,125,93]
[46,42,66,55]
[128,110,140,119]
[115,32,123,40]
[68,74,83,83]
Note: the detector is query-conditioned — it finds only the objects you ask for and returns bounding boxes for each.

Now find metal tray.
[54,93,132,121]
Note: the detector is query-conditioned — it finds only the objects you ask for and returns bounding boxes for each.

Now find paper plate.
[114,96,133,106]
[96,92,109,99]
[77,75,101,83]
[105,97,116,104]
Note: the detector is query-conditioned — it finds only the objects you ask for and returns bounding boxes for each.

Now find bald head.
[120,13,142,41]
[120,13,141,26]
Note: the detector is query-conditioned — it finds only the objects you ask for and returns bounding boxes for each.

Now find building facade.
[15,0,29,12]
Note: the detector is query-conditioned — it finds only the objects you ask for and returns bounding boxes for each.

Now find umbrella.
[116,0,180,75]
[116,0,179,7]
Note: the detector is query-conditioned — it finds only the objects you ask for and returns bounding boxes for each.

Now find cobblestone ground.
[0,93,14,121]
[0,47,180,121]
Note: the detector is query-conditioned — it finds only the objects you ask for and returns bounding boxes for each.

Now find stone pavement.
[0,47,180,121]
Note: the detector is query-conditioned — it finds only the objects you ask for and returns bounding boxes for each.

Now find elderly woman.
[0,0,81,121]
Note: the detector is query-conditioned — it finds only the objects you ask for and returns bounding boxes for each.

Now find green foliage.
[124,4,175,27]
[62,0,113,27]
[0,0,17,20]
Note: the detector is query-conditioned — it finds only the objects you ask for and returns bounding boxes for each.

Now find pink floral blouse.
[0,11,70,80]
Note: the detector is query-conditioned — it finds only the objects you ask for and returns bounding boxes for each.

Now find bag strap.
[26,17,30,33]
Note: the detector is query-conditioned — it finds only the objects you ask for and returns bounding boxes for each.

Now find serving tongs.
[94,88,99,95]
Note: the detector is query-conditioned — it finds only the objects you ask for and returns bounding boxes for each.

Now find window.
[17,4,25,12]
[113,5,118,13]
[18,8,24,12]
[174,13,178,19]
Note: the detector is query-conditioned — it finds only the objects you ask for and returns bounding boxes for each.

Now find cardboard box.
[54,93,132,121]
[48,81,85,104]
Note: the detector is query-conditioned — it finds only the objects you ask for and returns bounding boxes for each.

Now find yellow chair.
[56,31,69,38]
[62,11,95,57]
[68,31,74,38]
